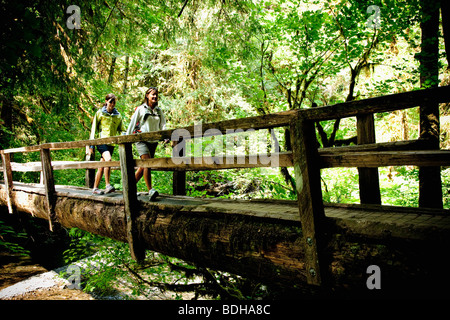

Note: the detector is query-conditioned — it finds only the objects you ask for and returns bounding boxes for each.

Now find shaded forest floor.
[0,251,206,300]
[0,251,94,300]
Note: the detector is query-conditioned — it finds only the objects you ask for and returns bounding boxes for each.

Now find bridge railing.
[1,85,450,286]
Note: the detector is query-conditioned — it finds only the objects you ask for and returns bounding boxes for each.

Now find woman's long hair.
[103,93,116,107]
[143,87,158,107]
[132,88,159,133]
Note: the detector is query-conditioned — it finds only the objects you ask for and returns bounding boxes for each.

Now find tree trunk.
[0,97,13,149]
[357,114,381,204]
[2,184,450,297]
[123,55,129,94]
[108,56,116,85]
[441,0,450,68]
[418,0,442,209]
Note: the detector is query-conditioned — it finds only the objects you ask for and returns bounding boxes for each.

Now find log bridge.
[1,86,450,297]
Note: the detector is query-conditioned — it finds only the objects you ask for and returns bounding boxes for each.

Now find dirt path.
[1,252,200,300]
[0,255,95,300]
[0,253,47,291]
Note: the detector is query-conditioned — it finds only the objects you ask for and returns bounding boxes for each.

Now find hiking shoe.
[148,188,159,201]
[92,188,104,195]
[105,184,115,194]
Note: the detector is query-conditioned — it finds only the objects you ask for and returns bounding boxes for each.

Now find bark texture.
[2,185,450,297]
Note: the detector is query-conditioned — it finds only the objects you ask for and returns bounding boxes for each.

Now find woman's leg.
[136,153,152,191]
[102,150,112,186]
[93,158,104,189]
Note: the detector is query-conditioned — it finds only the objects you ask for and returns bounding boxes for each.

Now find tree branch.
[178,0,189,18]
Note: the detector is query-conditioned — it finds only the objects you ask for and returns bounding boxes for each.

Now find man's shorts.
[97,144,114,157]
[136,141,158,157]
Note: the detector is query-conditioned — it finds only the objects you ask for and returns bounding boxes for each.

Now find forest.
[1,0,450,300]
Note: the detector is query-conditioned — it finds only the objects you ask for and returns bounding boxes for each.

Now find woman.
[87,93,127,195]
[126,87,166,200]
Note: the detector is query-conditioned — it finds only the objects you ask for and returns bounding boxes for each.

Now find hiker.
[87,93,127,195]
[126,87,167,200]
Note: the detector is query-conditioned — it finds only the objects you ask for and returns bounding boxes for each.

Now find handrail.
[2,84,449,155]
[0,109,298,154]
[0,85,448,185]
[301,85,450,121]
[0,87,447,172]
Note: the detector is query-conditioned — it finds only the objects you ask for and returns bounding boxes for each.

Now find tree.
[417,0,442,208]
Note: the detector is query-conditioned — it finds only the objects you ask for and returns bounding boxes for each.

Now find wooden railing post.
[356,113,381,204]
[1,151,15,214]
[290,114,326,286]
[40,147,56,231]
[119,142,146,262]
[173,171,186,196]
[172,138,186,196]
[85,151,95,189]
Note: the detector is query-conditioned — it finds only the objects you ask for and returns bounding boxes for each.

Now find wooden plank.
[1,152,15,214]
[85,153,95,189]
[2,110,297,154]
[319,150,450,168]
[9,162,42,172]
[172,139,186,196]
[53,161,121,170]
[136,152,294,171]
[6,147,448,173]
[324,202,450,216]
[9,153,293,172]
[302,85,450,121]
[1,145,41,154]
[290,115,326,286]
[318,139,435,154]
[173,171,186,195]
[4,184,450,294]
[8,161,121,171]
[40,148,56,231]
[356,113,381,204]
[119,143,146,262]
[2,86,450,155]
[7,139,430,172]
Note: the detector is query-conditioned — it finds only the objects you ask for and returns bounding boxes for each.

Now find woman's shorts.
[97,144,114,157]
[136,141,158,157]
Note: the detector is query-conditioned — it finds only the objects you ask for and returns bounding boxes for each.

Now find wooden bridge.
[1,86,450,297]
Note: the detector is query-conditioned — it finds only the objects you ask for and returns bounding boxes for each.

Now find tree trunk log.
[1,185,450,297]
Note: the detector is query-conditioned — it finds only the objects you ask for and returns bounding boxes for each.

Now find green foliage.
[0,220,30,255]
[380,167,420,207]
[2,0,450,300]
[63,228,104,264]
[441,168,450,209]
[321,168,360,204]
[62,229,273,299]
